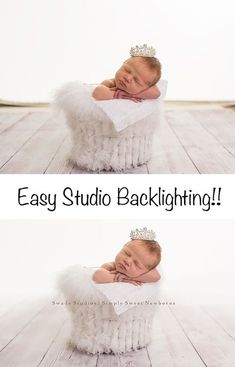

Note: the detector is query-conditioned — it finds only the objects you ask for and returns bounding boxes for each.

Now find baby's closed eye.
[134,260,141,268]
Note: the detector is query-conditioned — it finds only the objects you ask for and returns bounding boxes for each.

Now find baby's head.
[115,50,161,95]
[115,235,161,278]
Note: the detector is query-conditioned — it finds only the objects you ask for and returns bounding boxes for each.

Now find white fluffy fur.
[53,81,164,171]
[58,265,158,354]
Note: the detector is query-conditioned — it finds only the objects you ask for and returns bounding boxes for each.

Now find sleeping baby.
[92,44,162,103]
[92,227,161,286]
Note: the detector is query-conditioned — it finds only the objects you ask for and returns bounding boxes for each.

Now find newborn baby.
[92,44,161,103]
[93,228,161,286]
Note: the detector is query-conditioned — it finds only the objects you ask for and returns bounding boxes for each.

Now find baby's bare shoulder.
[101,262,116,271]
[101,79,116,87]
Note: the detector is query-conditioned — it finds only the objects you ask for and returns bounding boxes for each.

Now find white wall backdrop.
[0,219,234,305]
[0,0,234,102]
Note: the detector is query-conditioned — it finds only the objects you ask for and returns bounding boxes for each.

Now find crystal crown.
[130,227,156,241]
[130,44,156,58]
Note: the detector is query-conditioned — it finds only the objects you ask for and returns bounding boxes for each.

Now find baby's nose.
[124,258,131,267]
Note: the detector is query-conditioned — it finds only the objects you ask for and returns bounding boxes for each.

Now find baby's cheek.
[129,269,139,277]
[136,268,146,277]
[132,86,142,95]
[136,86,145,94]
[127,86,136,94]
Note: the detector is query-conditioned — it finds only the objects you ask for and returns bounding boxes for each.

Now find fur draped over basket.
[54,81,166,171]
[58,265,158,354]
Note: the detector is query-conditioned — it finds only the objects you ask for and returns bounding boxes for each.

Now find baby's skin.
[92,240,161,286]
[92,57,161,103]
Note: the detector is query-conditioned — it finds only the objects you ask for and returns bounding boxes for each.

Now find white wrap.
[54,80,167,132]
[92,80,167,131]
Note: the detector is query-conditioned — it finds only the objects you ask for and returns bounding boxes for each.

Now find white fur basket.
[54,81,167,171]
[58,265,158,354]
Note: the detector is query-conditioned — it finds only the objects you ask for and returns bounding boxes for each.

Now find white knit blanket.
[91,79,167,131]
[94,281,160,315]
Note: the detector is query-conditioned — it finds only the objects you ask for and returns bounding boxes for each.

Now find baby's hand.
[113,89,142,103]
[135,85,161,100]
[110,271,143,286]
[92,85,115,100]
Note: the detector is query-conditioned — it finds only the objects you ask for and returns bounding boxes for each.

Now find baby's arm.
[92,79,116,100]
[92,263,140,285]
[92,268,115,283]
[92,264,160,285]
[93,269,140,285]
[92,262,116,283]
[135,85,161,100]
[101,262,116,271]
[114,268,160,285]
[92,85,115,100]
[133,268,161,283]
[110,268,160,285]
[100,79,116,88]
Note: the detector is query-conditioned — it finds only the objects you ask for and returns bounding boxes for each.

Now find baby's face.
[115,57,156,95]
[115,240,154,278]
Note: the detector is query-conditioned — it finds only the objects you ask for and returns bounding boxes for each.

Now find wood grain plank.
[0,297,48,352]
[0,113,9,121]
[0,294,25,319]
[152,307,206,367]
[68,348,98,367]
[97,354,120,367]
[0,112,29,134]
[119,348,151,367]
[53,357,97,367]
[147,313,175,367]
[97,348,150,367]
[0,111,52,169]
[1,108,234,174]
[0,113,67,173]
[69,165,134,174]
[202,305,235,340]
[148,118,199,173]
[45,136,74,174]
[101,165,148,174]
[166,110,235,173]
[0,302,67,367]
[125,164,148,174]
[70,165,93,174]
[70,163,148,174]
[38,320,74,366]
[195,109,235,156]
[171,305,235,367]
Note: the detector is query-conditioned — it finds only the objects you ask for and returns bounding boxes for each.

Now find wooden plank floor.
[0,106,234,174]
[0,296,235,367]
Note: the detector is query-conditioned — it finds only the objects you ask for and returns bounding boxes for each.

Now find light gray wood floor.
[0,105,234,174]
[0,296,235,367]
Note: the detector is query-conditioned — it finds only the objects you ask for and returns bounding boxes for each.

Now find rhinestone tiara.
[130,227,156,241]
[130,44,156,58]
